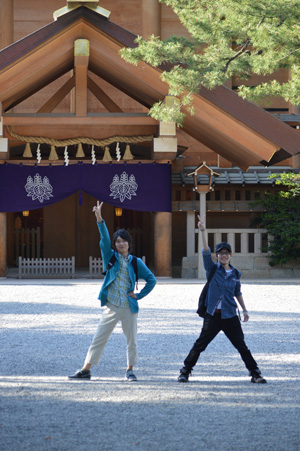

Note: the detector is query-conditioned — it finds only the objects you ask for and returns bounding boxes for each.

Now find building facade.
[0,0,300,278]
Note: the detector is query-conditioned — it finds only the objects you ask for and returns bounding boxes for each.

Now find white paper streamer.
[64,146,69,166]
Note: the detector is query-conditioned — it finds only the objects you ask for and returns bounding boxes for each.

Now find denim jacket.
[203,248,242,319]
[97,220,156,313]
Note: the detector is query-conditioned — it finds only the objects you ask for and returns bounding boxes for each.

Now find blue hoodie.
[97,220,156,313]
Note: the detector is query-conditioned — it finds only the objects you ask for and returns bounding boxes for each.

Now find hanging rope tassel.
[23,143,33,158]
[123,143,134,160]
[102,146,112,161]
[76,142,85,158]
[49,145,59,161]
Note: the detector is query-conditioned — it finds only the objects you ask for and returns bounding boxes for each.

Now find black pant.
[184,313,258,372]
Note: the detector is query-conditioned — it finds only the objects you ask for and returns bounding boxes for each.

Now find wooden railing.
[14,227,41,260]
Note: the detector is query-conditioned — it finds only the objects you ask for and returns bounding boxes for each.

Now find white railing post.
[214,232,222,250]
[198,193,207,279]
[71,256,75,278]
[206,229,268,255]
[241,232,248,253]
[254,231,262,254]
[186,211,195,257]
[227,232,235,253]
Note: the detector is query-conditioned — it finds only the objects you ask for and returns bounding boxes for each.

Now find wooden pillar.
[0,108,8,277]
[0,106,9,278]
[142,0,161,38]
[0,0,14,49]
[0,0,12,278]
[154,211,172,277]
[0,213,7,278]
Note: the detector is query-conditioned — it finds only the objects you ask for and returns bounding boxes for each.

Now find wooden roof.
[0,6,299,169]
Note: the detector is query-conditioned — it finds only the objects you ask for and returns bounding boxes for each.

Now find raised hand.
[197,215,206,231]
[92,200,103,222]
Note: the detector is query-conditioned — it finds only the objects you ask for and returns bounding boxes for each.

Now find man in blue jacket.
[69,201,156,381]
[178,215,267,384]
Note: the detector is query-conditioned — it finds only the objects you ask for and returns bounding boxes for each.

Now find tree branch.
[222,38,251,72]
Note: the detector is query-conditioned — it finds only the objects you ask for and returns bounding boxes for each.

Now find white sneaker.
[125,370,137,381]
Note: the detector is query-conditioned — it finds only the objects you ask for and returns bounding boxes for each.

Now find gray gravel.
[0,278,299,451]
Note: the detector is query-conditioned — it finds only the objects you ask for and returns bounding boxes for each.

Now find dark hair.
[112,229,133,253]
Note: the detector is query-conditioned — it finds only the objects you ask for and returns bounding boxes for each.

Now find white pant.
[84,302,138,367]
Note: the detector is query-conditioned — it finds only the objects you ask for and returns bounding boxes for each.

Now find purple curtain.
[0,162,171,212]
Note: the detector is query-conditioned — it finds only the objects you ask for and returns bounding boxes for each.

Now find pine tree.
[121,0,300,124]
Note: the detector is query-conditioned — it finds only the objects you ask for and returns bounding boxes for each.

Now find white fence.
[183,228,271,279]
[195,228,269,254]
[89,257,104,278]
[18,257,75,279]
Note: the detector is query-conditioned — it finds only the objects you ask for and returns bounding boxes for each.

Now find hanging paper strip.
[0,163,171,212]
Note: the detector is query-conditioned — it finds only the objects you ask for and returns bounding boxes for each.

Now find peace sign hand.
[197,215,206,231]
[92,200,103,222]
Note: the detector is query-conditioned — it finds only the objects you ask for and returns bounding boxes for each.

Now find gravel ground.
[0,278,299,451]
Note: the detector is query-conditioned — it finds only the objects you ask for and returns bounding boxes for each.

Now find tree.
[121,0,300,124]
[253,173,300,266]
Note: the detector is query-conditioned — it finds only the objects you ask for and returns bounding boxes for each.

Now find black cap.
[215,242,232,253]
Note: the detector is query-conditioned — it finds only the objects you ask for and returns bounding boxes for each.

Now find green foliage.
[253,173,300,265]
[269,172,300,198]
[120,0,300,124]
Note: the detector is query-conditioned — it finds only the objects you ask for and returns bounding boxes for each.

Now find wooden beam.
[5,124,156,142]
[37,76,75,113]
[0,159,159,166]
[74,40,89,117]
[2,59,73,111]
[3,115,158,126]
[179,95,281,169]
[87,76,123,112]
[0,0,13,49]
[75,63,88,116]
[0,23,83,110]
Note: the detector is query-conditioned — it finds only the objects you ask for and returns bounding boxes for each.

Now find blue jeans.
[184,312,258,372]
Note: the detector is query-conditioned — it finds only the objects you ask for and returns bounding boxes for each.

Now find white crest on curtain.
[109,172,138,203]
[25,173,53,203]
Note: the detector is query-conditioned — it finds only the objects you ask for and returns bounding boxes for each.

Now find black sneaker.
[178,367,191,383]
[68,369,91,380]
[251,370,267,384]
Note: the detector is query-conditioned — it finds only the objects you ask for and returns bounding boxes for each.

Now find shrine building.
[1,0,300,279]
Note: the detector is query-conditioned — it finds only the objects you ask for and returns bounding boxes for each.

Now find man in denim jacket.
[178,215,266,384]
[69,201,156,382]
